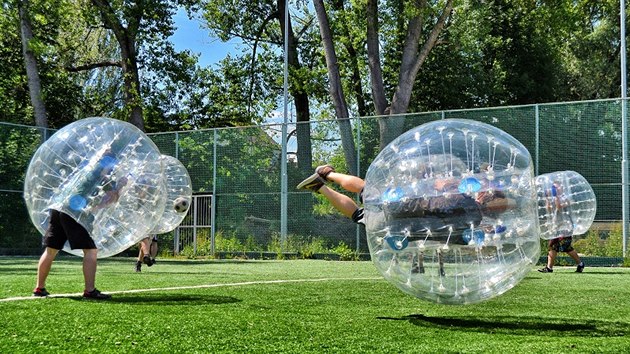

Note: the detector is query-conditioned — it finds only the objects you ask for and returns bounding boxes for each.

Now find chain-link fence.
[0,99,626,260]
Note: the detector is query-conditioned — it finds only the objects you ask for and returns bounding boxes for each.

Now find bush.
[178,229,359,261]
[332,241,359,261]
[573,230,606,256]
[573,223,624,257]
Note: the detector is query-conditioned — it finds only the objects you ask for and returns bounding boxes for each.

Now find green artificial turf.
[1,256,629,353]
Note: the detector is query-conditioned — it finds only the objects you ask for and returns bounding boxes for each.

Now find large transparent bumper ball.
[536,171,596,239]
[23,117,166,258]
[363,119,541,304]
[151,155,193,234]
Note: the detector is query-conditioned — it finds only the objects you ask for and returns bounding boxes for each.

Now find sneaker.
[538,266,553,273]
[296,173,326,192]
[83,288,112,300]
[32,287,50,297]
[135,261,142,272]
[576,262,585,273]
[143,255,154,267]
[315,165,335,181]
[439,267,446,277]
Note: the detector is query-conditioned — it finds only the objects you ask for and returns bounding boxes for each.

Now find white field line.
[0,277,383,303]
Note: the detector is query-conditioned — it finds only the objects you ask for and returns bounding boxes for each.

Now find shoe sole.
[296,173,320,190]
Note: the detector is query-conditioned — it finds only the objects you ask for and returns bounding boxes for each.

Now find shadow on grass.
[0,267,38,274]
[70,294,241,306]
[565,271,630,275]
[150,260,272,265]
[377,314,630,337]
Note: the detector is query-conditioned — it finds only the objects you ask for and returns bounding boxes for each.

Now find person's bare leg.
[411,252,425,274]
[138,237,150,261]
[566,249,581,264]
[325,172,365,193]
[438,250,445,276]
[137,245,144,261]
[546,249,557,269]
[150,239,158,259]
[36,247,59,289]
[83,249,98,292]
[318,185,360,218]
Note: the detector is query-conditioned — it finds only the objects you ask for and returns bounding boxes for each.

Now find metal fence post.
[211,129,217,256]
[621,0,628,257]
[535,104,540,176]
[355,117,361,253]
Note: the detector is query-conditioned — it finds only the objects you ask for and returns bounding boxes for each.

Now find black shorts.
[43,209,96,250]
[548,237,574,253]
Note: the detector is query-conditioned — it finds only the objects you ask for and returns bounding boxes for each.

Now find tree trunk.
[91,0,145,131]
[278,0,313,172]
[119,39,145,131]
[313,0,357,175]
[366,0,387,117]
[390,0,453,115]
[329,0,368,118]
[366,0,453,150]
[366,0,393,150]
[18,0,47,130]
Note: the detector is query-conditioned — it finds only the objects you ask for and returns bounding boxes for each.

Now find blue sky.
[169,8,240,67]
[169,8,297,151]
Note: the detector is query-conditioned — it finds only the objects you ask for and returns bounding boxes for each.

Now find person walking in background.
[538,181,585,273]
[538,236,585,273]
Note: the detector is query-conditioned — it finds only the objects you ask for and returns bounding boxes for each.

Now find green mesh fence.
[1,99,627,259]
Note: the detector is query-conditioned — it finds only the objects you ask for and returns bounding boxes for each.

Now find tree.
[560,0,622,100]
[367,0,454,149]
[86,0,175,131]
[18,0,47,129]
[312,0,357,174]
[201,0,323,174]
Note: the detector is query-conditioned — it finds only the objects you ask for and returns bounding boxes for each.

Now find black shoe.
[439,268,446,277]
[33,287,50,297]
[83,288,111,300]
[135,261,142,272]
[576,262,585,273]
[296,173,326,192]
[143,255,154,267]
[538,266,553,273]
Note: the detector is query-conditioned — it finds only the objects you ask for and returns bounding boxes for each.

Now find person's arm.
[91,177,127,211]
[434,178,458,192]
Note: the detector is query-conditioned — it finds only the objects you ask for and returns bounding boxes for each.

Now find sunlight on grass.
[1,257,630,353]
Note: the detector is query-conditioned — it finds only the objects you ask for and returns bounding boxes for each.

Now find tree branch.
[65,61,122,72]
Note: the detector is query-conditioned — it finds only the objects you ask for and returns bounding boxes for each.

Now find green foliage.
[178,228,353,261]
[604,224,624,257]
[573,231,606,257]
[573,224,624,257]
[332,241,359,261]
